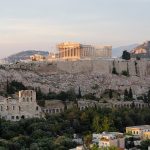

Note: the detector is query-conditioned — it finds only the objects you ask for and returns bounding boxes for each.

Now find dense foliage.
[6,80,26,95]
[122,50,131,60]
[0,107,150,149]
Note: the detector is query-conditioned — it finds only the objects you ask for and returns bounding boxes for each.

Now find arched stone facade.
[0,90,44,121]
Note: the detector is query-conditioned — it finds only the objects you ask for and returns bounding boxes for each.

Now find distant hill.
[4,50,49,63]
[112,44,138,58]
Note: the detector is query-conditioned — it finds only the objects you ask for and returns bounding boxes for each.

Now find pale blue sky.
[0,0,150,58]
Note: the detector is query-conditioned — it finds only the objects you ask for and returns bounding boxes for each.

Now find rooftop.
[126,125,150,130]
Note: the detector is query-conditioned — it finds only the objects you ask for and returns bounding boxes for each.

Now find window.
[13,106,15,110]
[6,106,9,110]
[11,116,14,120]
[19,106,21,111]
[21,115,25,119]
[16,116,19,120]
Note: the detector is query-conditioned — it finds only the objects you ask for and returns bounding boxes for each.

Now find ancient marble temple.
[57,42,112,61]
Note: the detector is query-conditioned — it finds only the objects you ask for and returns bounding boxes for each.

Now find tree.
[121,70,129,76]
[101,117,110,132]
[129,88,133,100]
[84,134,92,148]
[122,50,131,60]
[109,89,113,99]
[135,61,138,75]
[131,101,135,109]
[78,87,82,99]
[36,87,44,100]
[92,115,101,132]
[147,90,150,107]
[112,67,118,75]
[124,89,129,101]
[140,140,150,150]
[6,80,26,95]
[67,88,76,101]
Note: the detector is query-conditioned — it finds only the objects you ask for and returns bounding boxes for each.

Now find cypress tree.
[78,87,82,99]
[129,87,133,100]
[124,89,129,101]
[109,89,113,99]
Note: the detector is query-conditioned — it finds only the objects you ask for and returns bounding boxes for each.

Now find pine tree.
[122,50,131,60]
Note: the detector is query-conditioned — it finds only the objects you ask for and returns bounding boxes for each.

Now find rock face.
[0,59,150,97]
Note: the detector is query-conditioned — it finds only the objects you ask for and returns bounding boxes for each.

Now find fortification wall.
[92,60,110,74]
[2,59,150,77]
[57,59,149,77]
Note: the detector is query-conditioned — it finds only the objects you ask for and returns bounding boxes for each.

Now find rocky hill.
[4,50,49,63]
[0,60,150,98]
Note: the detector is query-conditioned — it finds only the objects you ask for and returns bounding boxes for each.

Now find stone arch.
[16,116,19,120]
[21,115,25,119]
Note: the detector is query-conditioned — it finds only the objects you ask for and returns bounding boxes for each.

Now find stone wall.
[57,59,150,77]
[2,59,150,77]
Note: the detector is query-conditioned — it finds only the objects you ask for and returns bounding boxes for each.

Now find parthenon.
[57,42,112,61]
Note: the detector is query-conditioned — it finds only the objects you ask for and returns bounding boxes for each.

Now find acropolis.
[30,42,112,62]
[57,42,112,61]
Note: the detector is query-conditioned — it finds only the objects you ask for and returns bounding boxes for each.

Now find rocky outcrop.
[0,59,150,97]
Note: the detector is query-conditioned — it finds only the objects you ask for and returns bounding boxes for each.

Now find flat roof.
[126,125,150,130]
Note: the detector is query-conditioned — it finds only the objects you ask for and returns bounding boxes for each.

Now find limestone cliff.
[0,60,150,97]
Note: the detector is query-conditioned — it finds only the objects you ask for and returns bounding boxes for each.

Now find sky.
[0,0,150,58]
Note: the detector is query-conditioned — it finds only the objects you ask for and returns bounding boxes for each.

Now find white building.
[0,90,44,121]
[92,132,125,149]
